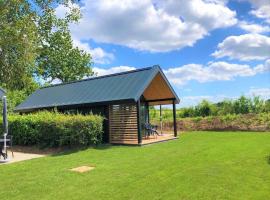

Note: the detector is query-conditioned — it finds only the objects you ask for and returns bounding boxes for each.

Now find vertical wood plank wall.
[109,103,138,144]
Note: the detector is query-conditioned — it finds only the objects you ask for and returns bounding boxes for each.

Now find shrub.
[0,84,39,113]
[220,114,238,123]
[0,112,103,147]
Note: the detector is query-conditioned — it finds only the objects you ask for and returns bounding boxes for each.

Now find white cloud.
[93,66,136,76]
[238,21,270,33]
[73,39,114,64]
[254,59,270,73]
[164,60,270,85]
[212,34,270,61]
[91,60,269,85]
[247,87,270,99]
[156,0,237,30]
[247,0,270,23]
[91,59,270,85]
[55,3,114,64]
[57,0,237,52]
[203,0,228,5]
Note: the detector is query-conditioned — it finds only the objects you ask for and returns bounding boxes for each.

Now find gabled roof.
[0,87,6,99]
[15,65,179,112]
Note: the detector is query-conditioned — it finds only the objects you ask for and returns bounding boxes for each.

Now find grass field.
[0,132,270,200]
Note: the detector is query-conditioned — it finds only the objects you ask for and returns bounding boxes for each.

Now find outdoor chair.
[145,123,160,138]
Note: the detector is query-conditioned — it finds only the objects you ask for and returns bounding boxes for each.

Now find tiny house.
[15,66,180,145]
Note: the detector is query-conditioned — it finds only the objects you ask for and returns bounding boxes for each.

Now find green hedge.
[1,112,104,147]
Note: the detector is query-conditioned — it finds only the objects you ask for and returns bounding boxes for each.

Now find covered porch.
[138,98,178,145]
[108,68,180,145]
[136,70,179,145]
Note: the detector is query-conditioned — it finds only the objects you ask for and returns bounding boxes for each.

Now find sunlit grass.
[0,132,270,200]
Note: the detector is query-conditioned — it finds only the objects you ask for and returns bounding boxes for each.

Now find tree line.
[150,96,270,120]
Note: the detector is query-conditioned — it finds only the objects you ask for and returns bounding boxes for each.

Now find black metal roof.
[15,66,179,112]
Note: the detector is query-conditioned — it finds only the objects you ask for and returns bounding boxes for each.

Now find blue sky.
[56,0,270,107]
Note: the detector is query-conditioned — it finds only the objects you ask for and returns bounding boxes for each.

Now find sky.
[56,0,270,107]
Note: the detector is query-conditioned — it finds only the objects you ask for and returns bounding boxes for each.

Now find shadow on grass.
[267,155,270,165]
[50,143,112,157]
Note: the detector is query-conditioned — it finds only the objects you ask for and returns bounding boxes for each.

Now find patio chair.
[145,123,160,138]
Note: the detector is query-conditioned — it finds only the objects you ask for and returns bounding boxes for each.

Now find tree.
[0,0,93,90]
[195,100,211,117]
[34,0,93,83]
[36,31,93,83]
[217,100,234,115]
[265,99,270,112]
[252,96,264,114]
[233,96,251,114]
[0,0,38,90]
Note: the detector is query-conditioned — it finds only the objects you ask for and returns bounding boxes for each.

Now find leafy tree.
[179,107,195,118]
[36,31,93,83]
[233,96,251,114]
[0,0,38,90]
[217,100,234,115]
[195,100,211,117]
[149,96,270,120]
[0,0,93,91]
[34,0,93,83]
[252,96,264,114]
[264,100,270,112]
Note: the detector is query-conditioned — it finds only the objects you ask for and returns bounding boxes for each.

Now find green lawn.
[1,132,270,200]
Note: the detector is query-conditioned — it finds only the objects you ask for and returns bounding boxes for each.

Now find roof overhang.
[137,66,180,105]
[14,98,136,113]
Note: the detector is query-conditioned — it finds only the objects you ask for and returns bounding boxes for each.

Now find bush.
[0,112,103,147]
[149,96,270,120]
[0,83,39,113]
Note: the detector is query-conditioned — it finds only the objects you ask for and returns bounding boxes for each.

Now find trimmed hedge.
[1,112,104,147]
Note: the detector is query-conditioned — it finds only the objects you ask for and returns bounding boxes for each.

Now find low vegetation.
[0,112,104,147]
[150,96,270,120]
[150,96,270,131]
[0,132,269,200]
[161,113,270,132]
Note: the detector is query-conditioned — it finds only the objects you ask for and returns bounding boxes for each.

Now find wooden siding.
[109,104,138,144]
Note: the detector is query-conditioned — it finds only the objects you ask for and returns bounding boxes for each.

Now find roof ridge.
[42,65,159,89]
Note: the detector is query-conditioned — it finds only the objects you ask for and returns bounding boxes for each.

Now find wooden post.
[173,100,177,137]
[103,105,110,143]
[137,100,142,144]
[146,102,150,123]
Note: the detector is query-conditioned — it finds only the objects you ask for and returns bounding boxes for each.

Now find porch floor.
[141,133,177,145]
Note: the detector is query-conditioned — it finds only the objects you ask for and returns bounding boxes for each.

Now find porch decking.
[141,133,177,145]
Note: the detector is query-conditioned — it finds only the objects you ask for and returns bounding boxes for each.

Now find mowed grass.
[0,132,270,200]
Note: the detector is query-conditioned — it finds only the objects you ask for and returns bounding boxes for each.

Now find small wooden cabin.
[15,66,180,145]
